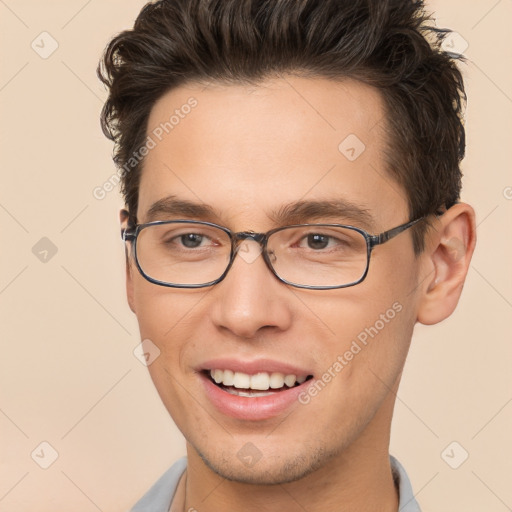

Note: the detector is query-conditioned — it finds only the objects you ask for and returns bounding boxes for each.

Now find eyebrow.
[143,196,375,231]
[144,196,220,223]
[269,199,375,231]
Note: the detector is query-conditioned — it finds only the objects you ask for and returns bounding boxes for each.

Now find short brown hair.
[98,0,467,253]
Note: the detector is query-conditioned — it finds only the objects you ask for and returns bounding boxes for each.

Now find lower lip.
[200,373,312,421]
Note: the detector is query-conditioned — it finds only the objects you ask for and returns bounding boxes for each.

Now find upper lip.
[198,358,313,377]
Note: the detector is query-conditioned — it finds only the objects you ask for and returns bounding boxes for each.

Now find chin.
[196,444,336,485]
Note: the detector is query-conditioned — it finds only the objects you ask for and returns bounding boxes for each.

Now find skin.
[120,76,476,511]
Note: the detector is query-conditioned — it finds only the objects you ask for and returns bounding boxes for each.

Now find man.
[98,1,476,510]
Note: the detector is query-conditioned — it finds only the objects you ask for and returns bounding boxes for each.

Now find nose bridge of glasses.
[234,231,266,244]
[232,231,267,265]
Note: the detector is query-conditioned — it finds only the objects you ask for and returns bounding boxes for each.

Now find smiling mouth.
[204,369,314,397]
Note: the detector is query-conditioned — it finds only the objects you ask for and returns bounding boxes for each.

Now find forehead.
[138,76,408,229]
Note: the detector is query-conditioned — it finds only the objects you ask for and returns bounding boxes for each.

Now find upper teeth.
[209,369,307,390]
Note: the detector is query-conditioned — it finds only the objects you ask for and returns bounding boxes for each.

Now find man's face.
[125,76,423,484]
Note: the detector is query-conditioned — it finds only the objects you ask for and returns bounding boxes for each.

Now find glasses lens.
[268,225,368,288]
[136,222,231,286]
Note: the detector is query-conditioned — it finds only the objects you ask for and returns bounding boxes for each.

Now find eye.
[299,233,342,250]
[306,234,330,250]
[161,229,217,250]
[179,233,206,248]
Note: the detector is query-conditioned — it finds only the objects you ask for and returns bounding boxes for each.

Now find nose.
[209,240,293,339]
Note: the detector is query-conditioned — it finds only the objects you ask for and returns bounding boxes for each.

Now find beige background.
[1,1,511,511]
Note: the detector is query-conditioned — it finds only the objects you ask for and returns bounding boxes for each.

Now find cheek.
[297,296,414,440]
[131,279,209,421]
[132,272,205,339]
[297,259,417,391]
[131,277,211,394]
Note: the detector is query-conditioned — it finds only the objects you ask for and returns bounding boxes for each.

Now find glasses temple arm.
[122,228,136,241]
[370,216,425,246]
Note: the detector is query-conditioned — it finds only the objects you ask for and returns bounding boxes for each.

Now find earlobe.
[416,203,476,325]
[120,208,137,314]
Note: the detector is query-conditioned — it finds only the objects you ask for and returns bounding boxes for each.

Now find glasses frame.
[122,216,425,290]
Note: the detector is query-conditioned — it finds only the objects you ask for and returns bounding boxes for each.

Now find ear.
[416,202,476,325]
[120,208,137,314]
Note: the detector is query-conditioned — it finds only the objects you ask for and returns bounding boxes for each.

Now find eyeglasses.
[122,217,424,290]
